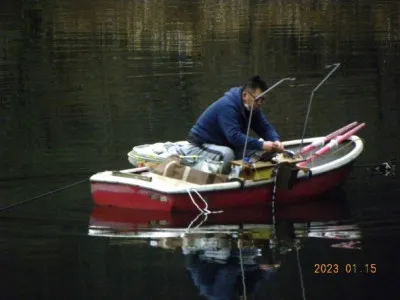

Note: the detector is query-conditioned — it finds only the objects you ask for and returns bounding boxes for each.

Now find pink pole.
[299,121,359,155]
[297,123,366,167]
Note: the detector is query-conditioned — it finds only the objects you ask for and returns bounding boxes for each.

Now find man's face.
[242,88,266,110]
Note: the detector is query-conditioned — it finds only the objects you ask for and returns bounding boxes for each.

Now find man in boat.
[185,75,284,174]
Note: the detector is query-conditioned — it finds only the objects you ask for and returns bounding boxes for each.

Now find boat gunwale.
[90,135,364,194]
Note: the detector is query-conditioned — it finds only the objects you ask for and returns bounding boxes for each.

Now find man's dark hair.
[243,75,268,92]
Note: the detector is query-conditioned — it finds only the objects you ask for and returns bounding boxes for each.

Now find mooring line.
[184,211,209,233]
[0,172,93,182]
[271,166,279,239]
[0,178,88,212]
[238,238,247,300]
[296,243,307,300]
[186,187,223,215]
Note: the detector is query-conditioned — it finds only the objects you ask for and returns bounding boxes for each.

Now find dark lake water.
[1,0,400,299]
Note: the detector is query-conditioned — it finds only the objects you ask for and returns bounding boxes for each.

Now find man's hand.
[274,141,284,152]
[262,141,284,152]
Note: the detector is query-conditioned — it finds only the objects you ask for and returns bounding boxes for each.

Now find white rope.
[186,187,223,214]
[184,187,223,234]
[186,187,245,297]
[185,211,209,233]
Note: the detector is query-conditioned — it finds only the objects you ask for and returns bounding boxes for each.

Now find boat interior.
[92,137,361,191]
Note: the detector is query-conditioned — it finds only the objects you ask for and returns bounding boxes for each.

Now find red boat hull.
[90,195,350,229]
[90,164,353,212]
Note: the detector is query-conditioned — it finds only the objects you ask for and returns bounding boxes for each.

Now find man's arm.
[217,106,263,150]
[251,110,280,142]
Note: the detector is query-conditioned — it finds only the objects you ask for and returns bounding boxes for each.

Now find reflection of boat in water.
[89,207,284,299]
[306,221,362,250]
[308,222,362,240]
[88,190,362,249]
[89,190,351,233]
[87,194,363,298]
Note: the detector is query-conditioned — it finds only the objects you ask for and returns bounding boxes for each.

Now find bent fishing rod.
[299,63,341,150]
[254,77,297,101]
[242,77,296,165]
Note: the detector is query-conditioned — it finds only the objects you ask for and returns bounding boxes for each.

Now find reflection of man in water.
[182,234,279,299]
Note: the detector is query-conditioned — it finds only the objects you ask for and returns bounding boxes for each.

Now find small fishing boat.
[90,122,365,211]
[90,64,367,212]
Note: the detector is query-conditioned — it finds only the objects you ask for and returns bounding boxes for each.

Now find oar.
[298,121,359,155]
[297,122,366,167]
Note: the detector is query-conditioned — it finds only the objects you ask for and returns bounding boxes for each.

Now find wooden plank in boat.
[111,171,152,182]
[231,160,275,168]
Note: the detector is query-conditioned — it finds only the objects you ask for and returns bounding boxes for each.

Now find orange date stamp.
[313,263,377,274]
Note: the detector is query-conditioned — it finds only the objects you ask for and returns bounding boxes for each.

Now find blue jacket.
[189,87,280,151]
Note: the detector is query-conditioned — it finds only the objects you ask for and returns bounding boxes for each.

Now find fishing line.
[241,97,255,166]
[0,178,88,212]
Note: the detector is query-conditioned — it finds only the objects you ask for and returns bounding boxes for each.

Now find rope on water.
[0,178,88,213]
[185,211,209,232]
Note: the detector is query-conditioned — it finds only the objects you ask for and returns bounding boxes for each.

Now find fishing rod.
[241,77,296,166]
[254,77,297,101]
[299,63,341,151]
